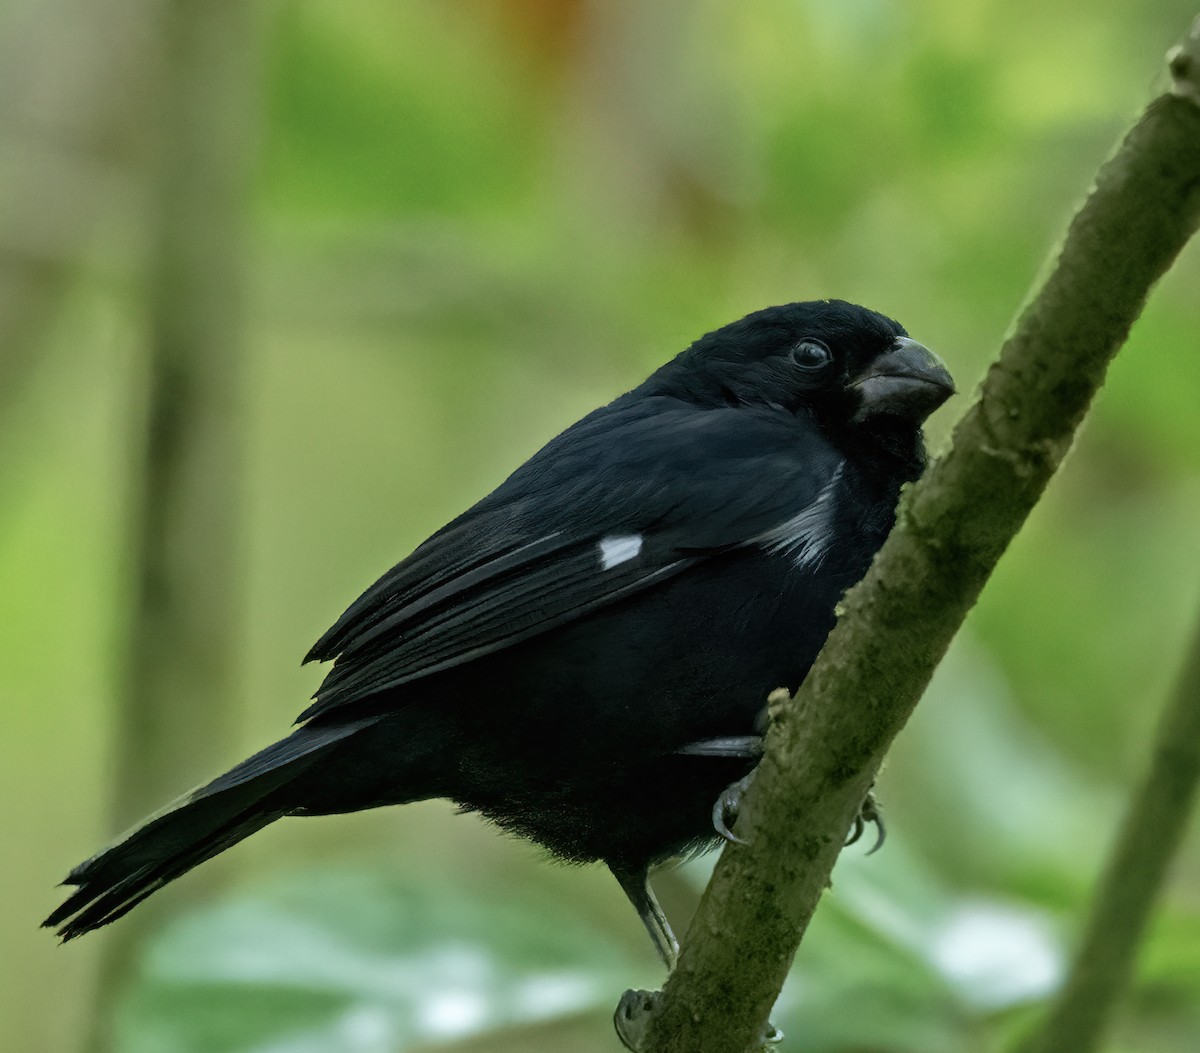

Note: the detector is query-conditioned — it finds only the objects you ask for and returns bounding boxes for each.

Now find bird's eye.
[789,340,832,371]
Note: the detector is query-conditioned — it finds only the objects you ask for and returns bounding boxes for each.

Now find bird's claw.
[705,689,788,845]
[614,988,782,1051]
[614,988,659,1052]
[761,1021,784,1046]
[844,788,886,854]
[712,773,755,845]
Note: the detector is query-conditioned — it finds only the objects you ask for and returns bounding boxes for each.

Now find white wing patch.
[756,465,844,570]
[599,534,643,569]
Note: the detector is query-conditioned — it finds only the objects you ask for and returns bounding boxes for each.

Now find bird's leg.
[614,764,789,1052]
[609,868,676,1050]
[715,775,887,854]
[712,771,755,845]
[718,775,886,851]
[615,988,783,1052]
[614,988,658,1052]
[611,859,783,1053]
[686,690,795,845]
[611,865,679,970]
[701,686,886,852]
[676,733,764,846]
[610,867,682,1051]
[844,784,886,853]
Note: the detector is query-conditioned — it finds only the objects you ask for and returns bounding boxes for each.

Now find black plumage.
[45,300,953,964]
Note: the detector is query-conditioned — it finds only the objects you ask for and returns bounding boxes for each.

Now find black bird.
[45,300,953,969]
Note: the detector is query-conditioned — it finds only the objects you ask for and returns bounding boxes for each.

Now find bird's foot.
[700,688,793,846]
[760,1021,784,1047]
[614,989,658,1052]
[614,988,782,1051]
[712,772,755,845]
[844,786,886,854]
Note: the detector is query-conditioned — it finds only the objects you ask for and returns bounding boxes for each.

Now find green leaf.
[116,865,650,1053]
[677,822,1065,1051]
[780,844,1063,1051]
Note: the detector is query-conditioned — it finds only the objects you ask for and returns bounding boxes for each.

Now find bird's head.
[645,300,955,430]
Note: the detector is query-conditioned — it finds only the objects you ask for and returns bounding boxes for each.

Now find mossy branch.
[636,17,1200,1053]
[1018,600,1200,1053]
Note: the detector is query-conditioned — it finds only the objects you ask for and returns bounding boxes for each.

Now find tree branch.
[88,2,267,1050]
[0,0,153,432]
[1018,598,1200,1053]
[637,17,1200,1053]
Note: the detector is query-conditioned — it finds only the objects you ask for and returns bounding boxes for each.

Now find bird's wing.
[298,399,842,723]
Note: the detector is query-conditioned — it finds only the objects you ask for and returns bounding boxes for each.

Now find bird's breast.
[753,464,845,572]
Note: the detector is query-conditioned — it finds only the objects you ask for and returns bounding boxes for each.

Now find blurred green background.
[3,1,1200,1051]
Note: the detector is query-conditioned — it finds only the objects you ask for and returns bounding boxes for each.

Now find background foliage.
[2,1,1199,1051]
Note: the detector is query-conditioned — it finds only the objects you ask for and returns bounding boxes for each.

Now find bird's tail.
[43,717,375,941]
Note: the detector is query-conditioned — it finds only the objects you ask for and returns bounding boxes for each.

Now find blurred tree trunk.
[1019,598,1200,1053]
[88,2,268,1050]
[492,0,588,70]
[0,0,154,432]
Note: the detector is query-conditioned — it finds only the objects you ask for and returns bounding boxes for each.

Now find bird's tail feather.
[44,717,375,941]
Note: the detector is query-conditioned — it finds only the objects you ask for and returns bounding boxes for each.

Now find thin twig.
[1019,600,1200,1053]
[0,0,152,427]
